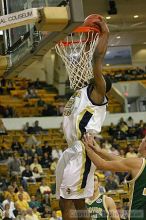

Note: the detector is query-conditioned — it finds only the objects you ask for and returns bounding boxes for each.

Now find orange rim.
[73,26,100,33]
[57,26,100,46]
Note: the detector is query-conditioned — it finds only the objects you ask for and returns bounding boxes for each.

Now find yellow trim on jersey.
[127,158,145,183]
[86,194,102,205]
[77,141,86,193]
[128,182,135,220]
[127,158,145,219]
[76,106,94,140]
[103,195,110,220]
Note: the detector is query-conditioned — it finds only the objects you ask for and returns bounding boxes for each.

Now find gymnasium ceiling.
[82,0,146,47]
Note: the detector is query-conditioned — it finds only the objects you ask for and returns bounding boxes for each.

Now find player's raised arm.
[87,136,123,161]
[82,134,142,175]
[90,17,110,104]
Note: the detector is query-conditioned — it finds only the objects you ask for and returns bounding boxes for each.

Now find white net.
[55,29,100,90]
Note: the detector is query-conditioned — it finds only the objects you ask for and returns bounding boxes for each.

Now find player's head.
[94,175,99,192]
[89,75,112,93]
[138,136,146,155]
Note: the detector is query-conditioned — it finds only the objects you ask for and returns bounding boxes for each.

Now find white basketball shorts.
[56,140,96,199]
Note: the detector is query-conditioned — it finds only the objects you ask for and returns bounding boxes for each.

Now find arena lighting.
[108,0,117,15]
[106,16,111,20]
[134,15,139,18]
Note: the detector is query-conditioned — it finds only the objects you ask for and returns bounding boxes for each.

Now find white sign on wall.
[0,8,39,30]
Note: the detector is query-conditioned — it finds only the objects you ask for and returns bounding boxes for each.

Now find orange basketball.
[83,14,102,33]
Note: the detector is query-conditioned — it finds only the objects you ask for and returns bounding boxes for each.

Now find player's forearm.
[86,147,107,170]
[95,148,123,161]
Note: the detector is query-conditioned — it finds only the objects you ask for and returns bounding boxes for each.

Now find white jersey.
[56,85,108,199]
[63,85,108,146]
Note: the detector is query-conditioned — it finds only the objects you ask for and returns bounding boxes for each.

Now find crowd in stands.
[0,77,66,118]
[104,66,146,82]
[0,68,146,118]
[0,72,146,219]
[0,116,145,219]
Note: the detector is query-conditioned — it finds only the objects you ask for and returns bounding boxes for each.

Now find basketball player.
[86,175,120,220]
[83,134,146,220]
[56,16,111,220]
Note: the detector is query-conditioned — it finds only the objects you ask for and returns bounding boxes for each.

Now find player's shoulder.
[104,195,115,207]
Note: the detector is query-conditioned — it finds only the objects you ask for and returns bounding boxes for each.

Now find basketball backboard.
[0,0,84,77]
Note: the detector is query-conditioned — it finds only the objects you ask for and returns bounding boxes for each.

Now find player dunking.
[56,16,111,220]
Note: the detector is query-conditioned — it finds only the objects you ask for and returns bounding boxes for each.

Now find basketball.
[83,14,102,33]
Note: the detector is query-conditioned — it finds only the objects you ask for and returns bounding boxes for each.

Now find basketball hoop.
[55,26,100,90]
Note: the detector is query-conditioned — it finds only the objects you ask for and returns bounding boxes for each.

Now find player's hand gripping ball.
[83,14,103,34]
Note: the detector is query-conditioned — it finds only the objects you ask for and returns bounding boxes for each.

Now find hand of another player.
[82,133,101,153]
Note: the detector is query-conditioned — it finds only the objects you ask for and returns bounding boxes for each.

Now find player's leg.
[56,147,76,199]
[73,199,91,220]
[59,197,78,220]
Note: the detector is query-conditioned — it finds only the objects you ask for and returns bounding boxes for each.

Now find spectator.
[33,121,43,134]
[52,146,63,160]
[21,165,35,191]
[126,145,137,158]
[23,122,34,134]
[30,158,43,174]
[0,148,9,161]
[8,152,21,177]
[23,153,32,165]
[140,124,146,138]
[32,206,41,219]
[57,103,65,116]
[24,88,38,99]
[3,186,16,202]
[41,205,51,218]
[105,174,118,191]
[127,116,134,128]
[25,208,39,220]
[0,119,7,135]
[41,104,57,116]
[119,149,125,157]
[102,139,112,151]
[39,179,51,204]
[34,78,41,89]
[15,186,31,203]
[20,160,26,174]
[3,106,15,118]
[110,147,120,156]
[15,193,29,213]
[29,196,42,212]
[42,141,52,155]
[136,120,144,137]
[1,76,6,87]
[119,122,128,135]
[2,194,16,216]
[11,181,19,194]
[108,122,117,137]
[40,152,52,168]
[11,139,22,153]
[0,177,8,191]
[32,167,42,182]
[3,203,15,220]
[36,98,45,107]
[50,158,58,174]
